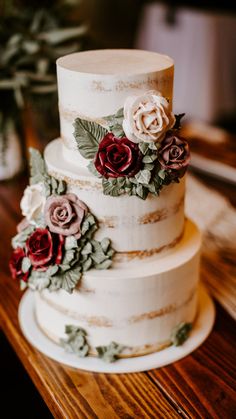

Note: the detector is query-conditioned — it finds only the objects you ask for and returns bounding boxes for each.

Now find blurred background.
[0,1,236,417]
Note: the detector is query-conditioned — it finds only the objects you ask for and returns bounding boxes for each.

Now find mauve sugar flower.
[158,134,190,178]
[44,193,87,239]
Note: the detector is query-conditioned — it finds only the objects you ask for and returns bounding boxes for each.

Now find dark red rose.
[158,135,190,178]
[9,247,29,282]
[94,133,142,178]
[26,228,64,271]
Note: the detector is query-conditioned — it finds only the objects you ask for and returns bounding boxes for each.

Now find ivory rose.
[20,183,46,223]
[122,91,175,144]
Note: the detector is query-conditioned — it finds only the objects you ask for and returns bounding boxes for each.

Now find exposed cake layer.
[35,219,201,357]
[57,49,174,168]
[45,139,185,256]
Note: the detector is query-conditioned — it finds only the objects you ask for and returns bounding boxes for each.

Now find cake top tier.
[57,49,174,75]
[57,49,175,165]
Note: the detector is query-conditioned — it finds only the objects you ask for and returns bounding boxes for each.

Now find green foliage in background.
[0,0,87,159]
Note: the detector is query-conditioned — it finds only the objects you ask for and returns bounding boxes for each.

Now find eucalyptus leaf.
[171,322,192,346]
[12,225,35,249]
[142,154,158,164]
[103,108,125,138]
[46,265,59,277]
[148,142,159,151]
[136,184,149,200]
[158,169,166,180]
[65,236,78,250]
[81,241,92,255]
[60,266,82,294]
[135,170,151,185]
[87,161,102,178]
[48,276,63,291]
[101,238,110,253]
[28,271,50,291]
[82,257,93,272]
[96,342,124,363]
[61,325,89,357]
[144,163,154,171]
[95,259,112,270]
[138,142,149,155]
[29,148,47,184]
[102,178,124,197]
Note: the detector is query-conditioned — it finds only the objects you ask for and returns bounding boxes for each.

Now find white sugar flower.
[20,183,46,223]
[122,91,175,144]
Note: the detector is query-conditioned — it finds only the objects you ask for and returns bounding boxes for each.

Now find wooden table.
[0,172,236,418]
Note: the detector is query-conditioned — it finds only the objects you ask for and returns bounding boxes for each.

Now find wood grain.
[0,175,236,418]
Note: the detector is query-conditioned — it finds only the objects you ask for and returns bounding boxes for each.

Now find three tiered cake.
[10,50,201,362]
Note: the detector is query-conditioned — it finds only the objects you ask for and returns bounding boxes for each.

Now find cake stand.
[18,283,215,374]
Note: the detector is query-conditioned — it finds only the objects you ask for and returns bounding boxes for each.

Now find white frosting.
[45,139,185,254]
[57,49,174,168]
[35,220,201,354]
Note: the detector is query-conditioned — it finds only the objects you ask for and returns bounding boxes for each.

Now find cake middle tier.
[45,139,185,257]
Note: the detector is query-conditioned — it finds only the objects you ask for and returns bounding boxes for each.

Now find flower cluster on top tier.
[73,91,190,200]
[9,149,115,292]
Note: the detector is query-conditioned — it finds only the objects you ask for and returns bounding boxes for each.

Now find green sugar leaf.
[138,142,149,155]
[87,161,102,178]
[103,108,125,138]
[158,169,166,180]
[12,224,35,249]
[28,271,50,291]
[81,213,97,236]
[65,235,78,250]
[100,237,110,253]
[142,154,158,164]
[135,169,151,185]
[148,142,159,151]
[21,257,31,274]
[29,148,47,184]
[73,118,108,159]
[96,342,124,363]
[81,241,92,255]
[102,178,124,197]
[61,326,89,357]
[95,259,112,270]
[135,184,149,200]
[61,266,82,293]
[46,265,59,277]
[82,257,93,272]
[171,322,192,346]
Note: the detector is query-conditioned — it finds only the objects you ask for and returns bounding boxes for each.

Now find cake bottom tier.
[35,219,201,358]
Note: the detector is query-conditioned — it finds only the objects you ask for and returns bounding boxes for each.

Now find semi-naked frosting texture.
[35,220,201,356]
[57,49,174,168]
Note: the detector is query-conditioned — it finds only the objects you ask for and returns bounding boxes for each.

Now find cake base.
[18,284,215,373]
